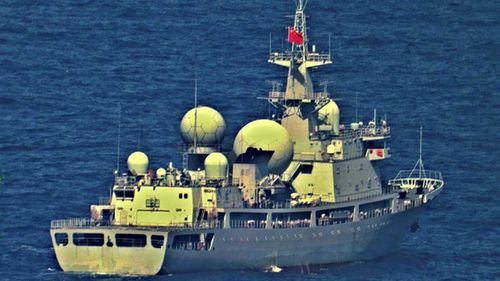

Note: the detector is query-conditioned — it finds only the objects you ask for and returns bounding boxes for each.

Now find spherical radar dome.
[180,106,226,146]
[204,152,228,180]
[318,99,340,135]
[127,151,149,175]
[233,119,293,174]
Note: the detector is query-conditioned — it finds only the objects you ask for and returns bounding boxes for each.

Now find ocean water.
[0,0,498,280]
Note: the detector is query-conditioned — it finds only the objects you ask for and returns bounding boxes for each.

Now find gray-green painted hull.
[162,206,422,273]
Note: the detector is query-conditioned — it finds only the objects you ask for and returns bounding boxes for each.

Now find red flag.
[376,149,384,157]
[288,27,304,44]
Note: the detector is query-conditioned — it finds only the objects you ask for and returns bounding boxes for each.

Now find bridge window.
[151,235,165,248]
[73,233,104,246]
[54,233,68,246]
[184,193,188,199]
[115,234,147,247]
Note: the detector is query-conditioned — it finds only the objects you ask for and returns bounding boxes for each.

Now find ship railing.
[360,126,391,138]
[392,196,424,213]
[171,241,211,251]
[390,170,443,182]
[268,91,331,101]
[325,185,398,204]
[98,197,111,205]
[359,207,393,221]
[269,52,293,61]
[50,218,224,230]
[230,220,267,229]
[217,200,292,209]
[191,220,224,230]
[220,186,399,210]
[51,218,97,229]
[148,221,224,230]
[271,219,311,228]
[306,53,332,62]
[268,52,331,62]
[336,126,391,140]
[317,211,353,226]
[114,176,137,187]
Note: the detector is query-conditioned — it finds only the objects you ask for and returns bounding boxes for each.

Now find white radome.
[204,152,228,180]
[180,106,226,146]
[233,119,293,174]
[127,151,149,175]
[156,168,166,178]
[318,99,340,135]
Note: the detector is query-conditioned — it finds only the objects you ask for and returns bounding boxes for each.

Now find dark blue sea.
[0,0,498,280]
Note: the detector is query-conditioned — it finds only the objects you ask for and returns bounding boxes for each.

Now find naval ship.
[50,1,444,275]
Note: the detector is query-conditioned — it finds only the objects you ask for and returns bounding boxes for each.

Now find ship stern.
[50,223,168,276]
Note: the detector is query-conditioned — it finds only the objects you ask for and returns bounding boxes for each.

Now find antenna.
[269,32,272,55]
[355,92,358,122]
[115,104,122,173]
[137,127,142,150]
[410,126,426,178]
[319,80,331,95]
[328,33,331,58]
[194,73,198,151]
[418,125,424,178]
[296,0,308,10]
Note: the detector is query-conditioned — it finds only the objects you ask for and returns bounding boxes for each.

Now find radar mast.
[268,0,332,100]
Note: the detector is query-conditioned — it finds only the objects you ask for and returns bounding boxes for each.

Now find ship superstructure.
[50,1,444,275]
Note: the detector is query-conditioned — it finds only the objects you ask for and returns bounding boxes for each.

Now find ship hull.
[50,228,168,275]
[162,206,422,273]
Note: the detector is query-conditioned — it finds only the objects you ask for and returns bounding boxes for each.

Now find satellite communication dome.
[204,152,228,180]
[233,119,293,174]
[156,168,167,178]
[180,106,226,146]
[318,99,340,135]
[127,151,149,175]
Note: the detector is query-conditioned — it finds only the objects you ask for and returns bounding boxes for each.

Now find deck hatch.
[73,233,104,246]
[115,233,147,247]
